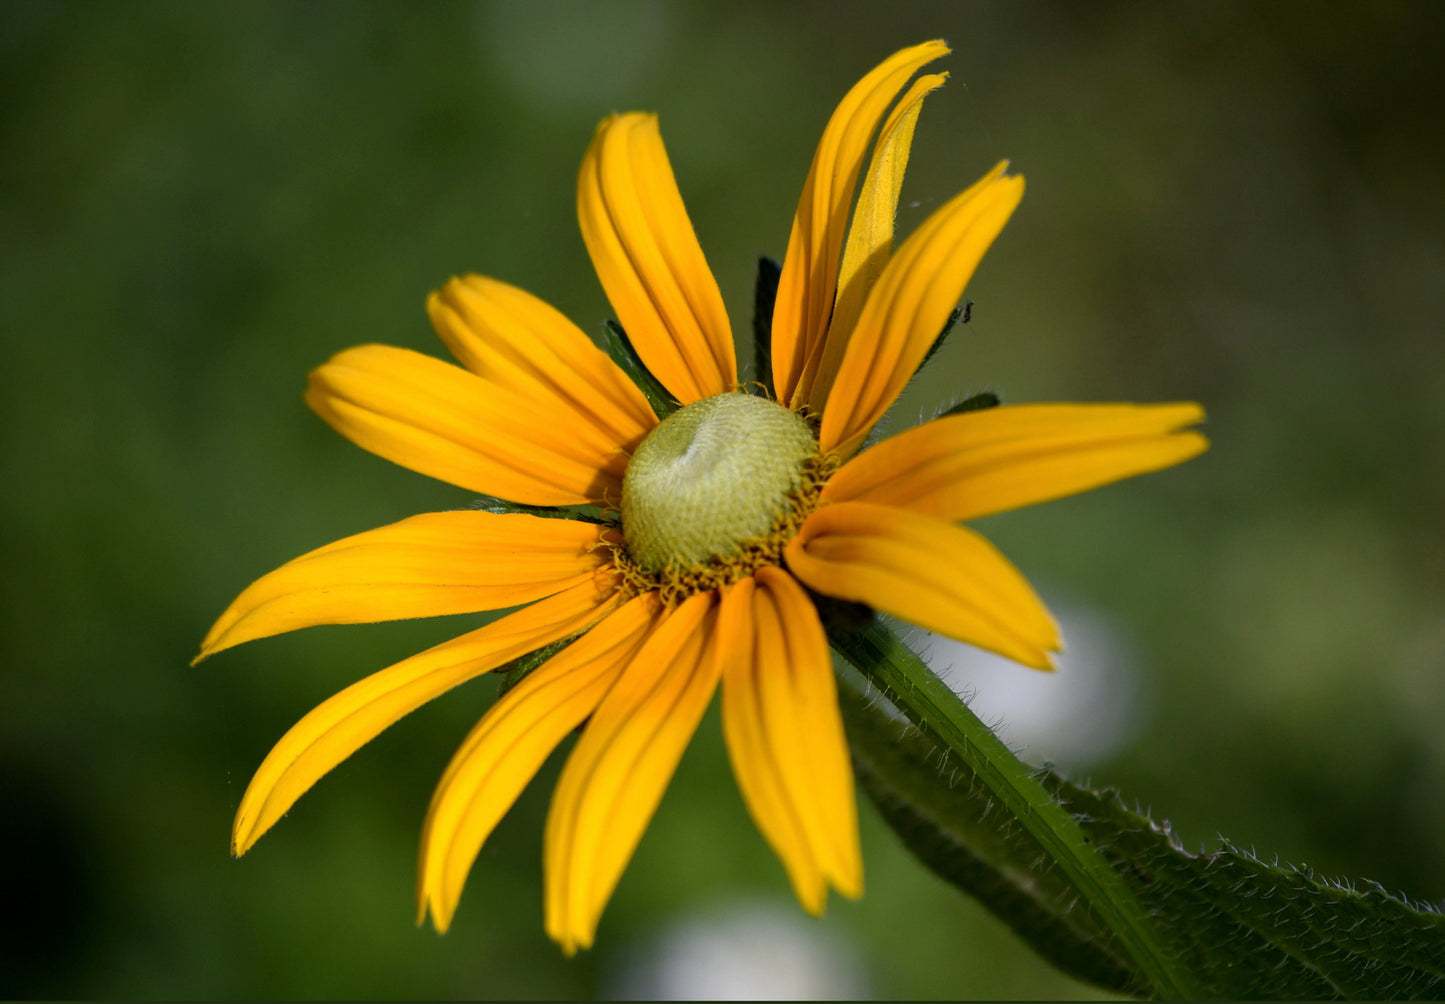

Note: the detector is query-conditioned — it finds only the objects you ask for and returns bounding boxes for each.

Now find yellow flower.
[196,40,1206,953]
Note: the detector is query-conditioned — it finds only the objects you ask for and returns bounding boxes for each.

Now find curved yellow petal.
[786,502,1060,669]
[820,164,1024,458]
[306,344,629,505]
[416,591,663,933]
[721,569,861,914]
[771,40,950,408]
[427,275,657,449]
[577,112,735,404]
[544,589,721,954]
[715,578,823,909]
[814,71,949,414]
[233,570,623,858]
[825,403,1208,522]
[196,511,611,661]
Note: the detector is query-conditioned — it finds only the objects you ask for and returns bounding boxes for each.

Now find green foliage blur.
[4,1,1444,998]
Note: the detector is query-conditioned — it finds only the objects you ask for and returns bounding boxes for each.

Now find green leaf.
[838,678,1141,995]
[835,626,1445,999]
[1049,776,1445,999]
[603,319,676,419]
[831,619,1183,995]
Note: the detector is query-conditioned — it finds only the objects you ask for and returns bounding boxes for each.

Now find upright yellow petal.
[307,345,630,505]
[787,501,1060,669]
[232,570,622,858]
[715,578,823,910]
[416,591,663,933]
[196,511,611,661]
[721,569,861,914]
[825,402,1208,522]
[813,71,948,414]
[544,590,721,954]
[427,275,658,449]
[577,113,736,404]
[820,164,1024,458]
[771,40,950,407]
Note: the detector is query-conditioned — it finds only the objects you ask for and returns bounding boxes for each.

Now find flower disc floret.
[621,392,816,572]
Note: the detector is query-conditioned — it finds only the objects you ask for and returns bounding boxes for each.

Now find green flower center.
[621,392,817,573]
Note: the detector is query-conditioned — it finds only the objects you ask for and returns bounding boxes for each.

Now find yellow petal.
[232,570,622,858]
[825,402,1207,522]
[306,344,629,505]
[544,589,721,954]
[427,275,657,449]
[416,592,662,933]
[715,578,823,910]
[721,569,862,914]
[771,40,950,408]
[820,164,1024,457]
[577,113,736,404]
[786,502,1060,669]
[813,71,948,414]
[196,511,612,661]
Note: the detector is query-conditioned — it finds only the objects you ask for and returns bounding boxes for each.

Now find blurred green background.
[4,1,1445,998]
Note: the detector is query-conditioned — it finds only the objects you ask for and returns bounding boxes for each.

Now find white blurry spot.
[477,0,674,110]
[604,897,869,1001]
[920,600,1148,769]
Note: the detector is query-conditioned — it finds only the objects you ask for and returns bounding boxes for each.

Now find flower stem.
[829,619,1194,1000]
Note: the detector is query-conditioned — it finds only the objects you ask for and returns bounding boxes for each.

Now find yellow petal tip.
[231,806,267,858]
[420,892,455,934]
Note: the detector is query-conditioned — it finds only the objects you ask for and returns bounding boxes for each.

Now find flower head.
[197,40,1207,953]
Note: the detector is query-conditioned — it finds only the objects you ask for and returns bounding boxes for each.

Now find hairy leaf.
[839,674,1445,999]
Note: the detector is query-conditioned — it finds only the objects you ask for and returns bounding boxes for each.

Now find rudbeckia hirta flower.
[197,40,1207,953]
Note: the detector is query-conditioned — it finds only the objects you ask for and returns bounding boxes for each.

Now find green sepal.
[751,255,781,397]
[603,319,676,419]
[494,633,581,702]
[937,390,1001,418]
[468,496,609,525]
[918,300,970,373]
[879,301,975,442]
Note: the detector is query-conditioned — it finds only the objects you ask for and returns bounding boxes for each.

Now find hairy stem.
[829,619,1194,1000]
